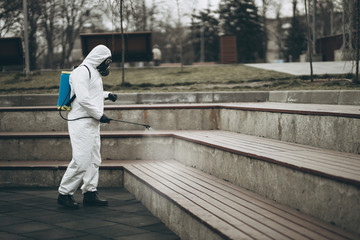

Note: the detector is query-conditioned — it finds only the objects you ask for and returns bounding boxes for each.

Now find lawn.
[0,64,358,94]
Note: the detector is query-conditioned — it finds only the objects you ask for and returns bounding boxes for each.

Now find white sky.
[195,0,302,18]
[104,0,304,30]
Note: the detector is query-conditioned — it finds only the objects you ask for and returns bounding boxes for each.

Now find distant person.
[152,44,162,66]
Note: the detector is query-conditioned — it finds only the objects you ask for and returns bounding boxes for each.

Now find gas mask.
[97,57,112,76]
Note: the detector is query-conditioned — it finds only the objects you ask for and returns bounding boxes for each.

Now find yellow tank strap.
[57,106,72,111]
[61,71,72,74]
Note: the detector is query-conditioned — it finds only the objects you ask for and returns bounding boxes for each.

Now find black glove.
[99,114,112,123]
[106,93,117,102]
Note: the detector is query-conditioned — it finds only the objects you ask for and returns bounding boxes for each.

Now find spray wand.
[109,118,151,130]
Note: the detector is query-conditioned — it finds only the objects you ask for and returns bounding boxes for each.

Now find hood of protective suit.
[82,45,111,68]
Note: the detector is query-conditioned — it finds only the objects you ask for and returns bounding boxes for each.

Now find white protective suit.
[58,45,111,195]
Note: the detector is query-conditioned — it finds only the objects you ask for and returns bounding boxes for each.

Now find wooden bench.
[124,160,358,240]
[172,130,360,186]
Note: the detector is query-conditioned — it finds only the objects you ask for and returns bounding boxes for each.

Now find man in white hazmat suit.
[58,45,117,209]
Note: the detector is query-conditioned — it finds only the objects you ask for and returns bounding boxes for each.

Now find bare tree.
[175,0,184,71]
[26,0,41,70]
[0,0,22,37]
[39,0,59,69]
[305,0,314,82]
[273,2,285,60]
[261,0,272,62]
[59,0,93,68]
[354,0,359,83]
[120,0,125,86]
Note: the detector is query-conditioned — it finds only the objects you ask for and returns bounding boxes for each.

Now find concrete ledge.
[213,91,268,103]
[137,92,198,104]
[1,90,359,106]
[0,94,58,107]
[339,90,360,105]
[269,90,360,105]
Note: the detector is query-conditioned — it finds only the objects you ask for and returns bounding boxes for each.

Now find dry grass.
[0,65,359,94]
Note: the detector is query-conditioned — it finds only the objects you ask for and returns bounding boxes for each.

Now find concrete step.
[1,90,360,107]
[126,161,359,239]
[1,130,359,235]
[1,102,360,153]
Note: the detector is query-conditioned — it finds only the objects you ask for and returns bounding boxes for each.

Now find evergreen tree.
[191,9,220,62]
[218,0,265,63]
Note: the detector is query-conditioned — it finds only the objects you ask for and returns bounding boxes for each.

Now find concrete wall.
[172,138,360,236]
[219,109,360,154]
[1,90,359,107]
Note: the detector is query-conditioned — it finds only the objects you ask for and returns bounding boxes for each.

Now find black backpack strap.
[82,64,91,79]
[65,65,91,107]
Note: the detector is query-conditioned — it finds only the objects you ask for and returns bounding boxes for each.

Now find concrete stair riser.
[220,109,360,154]
[0,168,124,188]
[0,108,220,132]
[172,138,360,235]
[0,136,174,161]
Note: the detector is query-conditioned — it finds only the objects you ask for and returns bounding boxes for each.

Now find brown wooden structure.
[220,35,237,64]
[80,32,152,62]
[317,34,343,61]
[0,37,23,66]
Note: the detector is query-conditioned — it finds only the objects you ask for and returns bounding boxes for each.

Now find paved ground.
[246,61,358,75]
[0,187,180,240]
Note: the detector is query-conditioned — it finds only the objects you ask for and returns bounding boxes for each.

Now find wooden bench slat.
[138,162,292,240]
[155,161,352,240]
[188,131,360,164]
[131,164,272,240]
[180,132,360,178]
[147,162,318,240]
[125,164,254,240]
[263,152,360,182]
[159,161,357,240]
[212,131,360,165]
[173,131,360,185]
[268,151,360,174]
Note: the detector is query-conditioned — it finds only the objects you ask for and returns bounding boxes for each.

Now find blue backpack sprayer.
[57,71,74,111]
[57,66,151,129]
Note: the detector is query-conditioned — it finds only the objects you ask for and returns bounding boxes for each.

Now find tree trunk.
[120,0,125,86]
[354,0,359,84]
[305,0,314,82]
